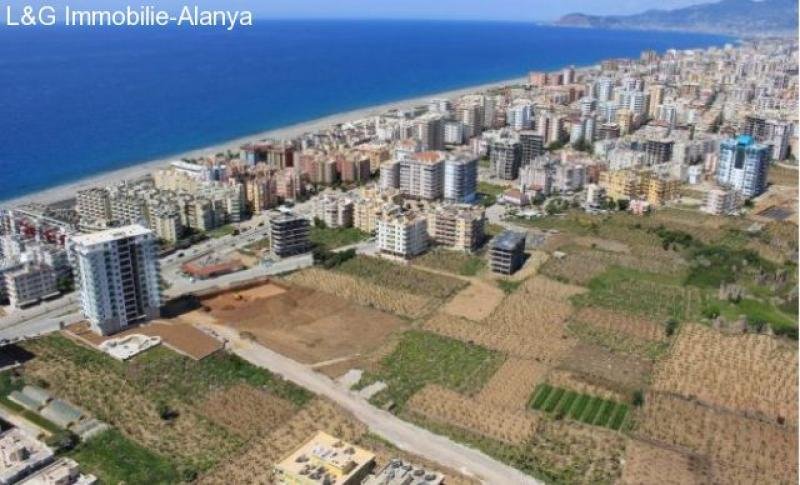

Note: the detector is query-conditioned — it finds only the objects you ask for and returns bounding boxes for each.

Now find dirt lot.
[442,279,505,321]
[67,320,223,360]
[182,281,408,365]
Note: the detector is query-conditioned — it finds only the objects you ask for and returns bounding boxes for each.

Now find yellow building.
[598,170,681,206]
[598,170,639,201]
[639,172,681,206]
[427,204,485,252]
[273,431,375,485]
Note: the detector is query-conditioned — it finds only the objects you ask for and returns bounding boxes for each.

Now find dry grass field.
[406,384,538,445]
[188,280,408,364]
[21,338,243,473]
[619,439,711,485]
[526,419,627,485]
[198,384,296,440]
[651,323,798,425]
[556,343,652,397]
[199,397,477,485]
[285,267,437,319]
[545,369,628,403]
[571,307,666,342]
[198,398,367,484]
[635,392,797,484]
[476,358,547,409]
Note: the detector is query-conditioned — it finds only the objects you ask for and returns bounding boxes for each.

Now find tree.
[572,139,593,153]
[665,318,679,337]
[632,390,645,407]
[45,430,79,452]
[546,140,565,152]
[616,199,630,211]
[313,217,327,229]
[156,401,179,421]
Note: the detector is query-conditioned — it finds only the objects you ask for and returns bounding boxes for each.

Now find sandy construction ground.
[183,281,408,365]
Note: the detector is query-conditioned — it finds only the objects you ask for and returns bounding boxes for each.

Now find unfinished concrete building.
[489,230,526,275]
[270,213,311,258]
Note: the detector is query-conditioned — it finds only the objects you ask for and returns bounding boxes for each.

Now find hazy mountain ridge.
[555,0,798,36]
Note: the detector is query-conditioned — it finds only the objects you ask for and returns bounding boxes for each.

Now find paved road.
[164,253,314,297]
[210,324,541,485]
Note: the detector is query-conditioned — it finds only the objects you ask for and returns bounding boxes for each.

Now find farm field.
[16,334,312,480]
[185,280,409,364]
[651,322,799,425]
[357,330,504,409]
[635,392,798,484]
[528,384,630,431]
[619,439,711,485]
[572,266,705,321]
[415,249,486,276]
[334,256,467,300]
[285,267,436,319]
[16,334,478,484]
[441,278,505,321]
[426,276,583,363]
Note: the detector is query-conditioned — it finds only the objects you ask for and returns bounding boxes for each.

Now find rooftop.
[70,224,152,246]
[491,230,526,251]
[274,431,375,485]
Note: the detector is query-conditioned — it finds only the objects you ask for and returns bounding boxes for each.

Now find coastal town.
[0,36,796,484]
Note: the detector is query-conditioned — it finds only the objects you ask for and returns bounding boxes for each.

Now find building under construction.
[489,230,526,275]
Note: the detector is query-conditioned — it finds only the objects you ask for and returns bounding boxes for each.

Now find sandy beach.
[1,75,529,208]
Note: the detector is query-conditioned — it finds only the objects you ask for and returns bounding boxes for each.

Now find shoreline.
[0,75,531,208]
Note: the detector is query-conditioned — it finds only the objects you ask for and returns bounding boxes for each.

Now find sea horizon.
[0,20,731,203]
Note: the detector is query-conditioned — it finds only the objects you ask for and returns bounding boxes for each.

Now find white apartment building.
[443,155,478,203]
[399,152,445,200]
[506,101,534,130]
[314,193,354,228]
[377,212,428,259]
[4,264,59,309]
[70,225,161,336]
[443,121,465,145]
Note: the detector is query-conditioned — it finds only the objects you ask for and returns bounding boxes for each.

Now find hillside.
[555,0,798,36]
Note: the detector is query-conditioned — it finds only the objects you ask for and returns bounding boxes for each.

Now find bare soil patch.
[184,282,408,364]
[442,280,505,321]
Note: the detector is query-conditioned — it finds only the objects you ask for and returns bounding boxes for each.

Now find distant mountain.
[555,0,798,36]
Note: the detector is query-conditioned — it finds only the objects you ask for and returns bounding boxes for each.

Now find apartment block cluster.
[4,39,795,323]
[76,166,245,243]
[0,207,74,310]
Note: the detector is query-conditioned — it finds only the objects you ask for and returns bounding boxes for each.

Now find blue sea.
[0,21,730,201]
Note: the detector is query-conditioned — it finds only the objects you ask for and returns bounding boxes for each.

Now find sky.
[1,0,717,21]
